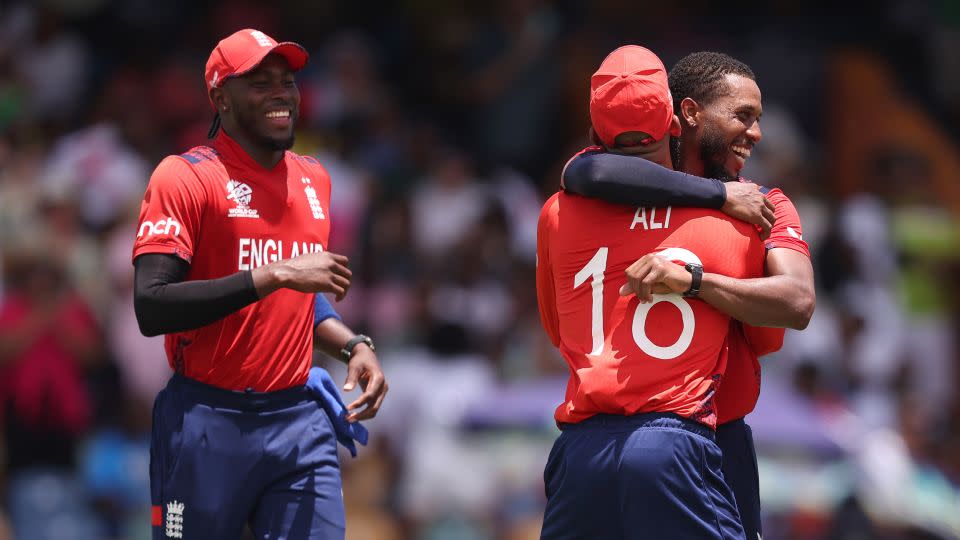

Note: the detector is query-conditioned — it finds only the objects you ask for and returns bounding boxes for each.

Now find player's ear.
[210,87,228,113]
[679,97,700,129]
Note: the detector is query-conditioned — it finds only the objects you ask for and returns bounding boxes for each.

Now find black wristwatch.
[683,263,703,298]
[340,334,375,364]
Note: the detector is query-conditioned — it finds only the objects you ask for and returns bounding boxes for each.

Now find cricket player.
[561,51,815,540]
[537,45,763,539]
[132,29,387,540]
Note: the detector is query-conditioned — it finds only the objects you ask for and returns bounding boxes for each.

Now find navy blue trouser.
[716,418,762,540]
[540,413,745,540]
[150,375,345,540]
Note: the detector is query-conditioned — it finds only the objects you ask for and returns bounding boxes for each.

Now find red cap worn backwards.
[205,28,309,99]
[589,45,681,147]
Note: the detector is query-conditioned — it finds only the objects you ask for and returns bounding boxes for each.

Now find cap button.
[620,73,629,79]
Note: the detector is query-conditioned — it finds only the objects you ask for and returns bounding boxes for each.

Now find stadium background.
[1,0,959,539]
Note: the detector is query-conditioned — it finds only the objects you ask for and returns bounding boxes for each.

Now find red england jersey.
[537,191,765,428]
[715,183,810,424]
[132,132,332,391]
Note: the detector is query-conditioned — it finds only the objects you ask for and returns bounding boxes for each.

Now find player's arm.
[133,249,353,337]
[133,253,257,336]
[562,150,775,237]
[698,190,815,329]
[620,191,815,330]
[620,250,813,329]
[536,198,561,346]
[697,248,814,329]
[312,294,387,421]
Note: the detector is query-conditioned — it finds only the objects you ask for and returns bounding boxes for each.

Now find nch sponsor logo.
[138,217,182,238]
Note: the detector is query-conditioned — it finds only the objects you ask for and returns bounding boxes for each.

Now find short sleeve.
[132,156,206,264]
[763,188,810,257]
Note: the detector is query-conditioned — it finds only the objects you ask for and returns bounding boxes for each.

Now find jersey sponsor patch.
[138,217,182,238]
[225,179,259,218]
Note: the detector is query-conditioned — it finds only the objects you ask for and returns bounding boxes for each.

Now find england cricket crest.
[300,176,325,220]
[165,500,185,538]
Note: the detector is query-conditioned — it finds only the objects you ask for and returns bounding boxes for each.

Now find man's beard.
[238,109,296,151]
[259,132,295,151]
[698,123,736,181]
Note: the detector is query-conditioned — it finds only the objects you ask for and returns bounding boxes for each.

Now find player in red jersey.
[561,51,815,540]
[537,45,760,540]
[132,29,387,540]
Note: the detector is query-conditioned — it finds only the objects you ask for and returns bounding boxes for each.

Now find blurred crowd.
[0,1,959,539]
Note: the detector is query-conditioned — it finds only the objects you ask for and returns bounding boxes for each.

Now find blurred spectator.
[8,6,91,128]
[410,148,488,261]
[39,123,149,232]
[0,249,104,540]
[461,0,561,174]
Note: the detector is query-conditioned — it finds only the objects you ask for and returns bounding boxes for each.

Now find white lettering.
[251,239,263,269]
[630,207,648,230]
[137,217,182,238]
[265,240,279,263]
[238,238,251,271]
[237,238,325,270]
[629,207,672,231]
[650,208,663,230]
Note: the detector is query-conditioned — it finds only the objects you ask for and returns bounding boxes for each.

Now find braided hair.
[668,52,755,124]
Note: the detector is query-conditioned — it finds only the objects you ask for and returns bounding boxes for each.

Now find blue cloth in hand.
[306,367,369,457]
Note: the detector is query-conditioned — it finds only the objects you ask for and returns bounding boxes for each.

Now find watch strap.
[683,263,703,298]
[340,334,374,363]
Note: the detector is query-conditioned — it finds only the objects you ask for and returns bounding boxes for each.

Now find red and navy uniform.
[134,132,345,539]
[133,132,332,391]
[536,189,764,539]
[536,191,765,428]
[715,181,810,540]
[558,147,812,540]
[716,182,809,424]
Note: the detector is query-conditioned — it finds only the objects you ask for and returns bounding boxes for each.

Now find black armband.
[133,253,259,337]
[563,150,726,209]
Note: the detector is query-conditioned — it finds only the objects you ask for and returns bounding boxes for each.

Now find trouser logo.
[165,500,185,538]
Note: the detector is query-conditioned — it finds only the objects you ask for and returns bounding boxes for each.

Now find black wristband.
[340,334,375,363]
[683,263,703,298]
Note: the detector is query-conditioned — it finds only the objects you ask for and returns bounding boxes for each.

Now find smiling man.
[536,45,767,540]
[132,29,387,540]
[561,51,815,540]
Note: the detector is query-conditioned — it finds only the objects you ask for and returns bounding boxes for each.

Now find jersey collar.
[212,130,288,176]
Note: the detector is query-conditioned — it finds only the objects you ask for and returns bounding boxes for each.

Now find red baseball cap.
[205,29,309,96]
[589,45,680,147]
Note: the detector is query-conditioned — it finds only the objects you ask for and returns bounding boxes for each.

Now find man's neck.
[609,143,673,169]
[678,151,705,177]
[221,126,284,169]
